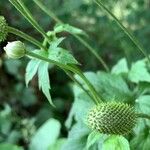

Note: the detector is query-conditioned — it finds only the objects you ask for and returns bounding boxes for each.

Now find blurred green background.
[0,0,150,149]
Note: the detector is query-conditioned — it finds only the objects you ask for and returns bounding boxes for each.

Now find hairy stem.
[94,0,150,62]
[33,0,109,72]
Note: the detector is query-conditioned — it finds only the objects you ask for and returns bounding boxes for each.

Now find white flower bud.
[4,41,26,59]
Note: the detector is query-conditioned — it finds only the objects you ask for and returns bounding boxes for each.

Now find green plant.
[1,0,150,150]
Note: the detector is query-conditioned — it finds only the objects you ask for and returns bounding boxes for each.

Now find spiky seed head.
[87,102,137,135]
[4,41,26,59]
[0,16,8,42]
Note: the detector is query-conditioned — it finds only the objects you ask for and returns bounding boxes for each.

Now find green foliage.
[102,135,130,150]
[54,24,87,36]
[86,131,102,149]
[30,118,61,150]
[1,0,150,149]
[0,143,23,150]
[128,59,150,83]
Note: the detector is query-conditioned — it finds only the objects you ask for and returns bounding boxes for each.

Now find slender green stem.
[94,0,150,62]
[63,70,94,100]
[73,34,109,72]
[26,50,101,105]
[137,113,150,120]
[32,0,109,72]
[33,0,62,24]
[9,0,52,44]
[7,26,46,50]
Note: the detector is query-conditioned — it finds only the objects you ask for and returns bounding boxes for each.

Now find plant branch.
[94,0,150,62]
[26,50,101,105]
[32,0,109,72]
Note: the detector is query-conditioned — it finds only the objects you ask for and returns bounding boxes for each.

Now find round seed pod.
[4,41,26,59]
[0,16,8,42]
[87,102,137,135]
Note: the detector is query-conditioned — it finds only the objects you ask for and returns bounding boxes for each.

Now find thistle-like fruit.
[87,102,137,135]
[0,16,8,42]
[4,41,26,59]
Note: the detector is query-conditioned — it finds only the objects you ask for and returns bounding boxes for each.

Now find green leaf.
[128,60,150,83]
[54,24,87,36]
[97,71,132,102]
[0,143,23,150]
[86,131,102,149]
[48,138,66,150]
[30,118,61,150]
[25,59,41,86]
[50,37,65,49]
[130,128,150,150]
[38,61,53,105]
[48,47,78,65]
[111,58,128,75]
[102,135,130,150]
[135,95,150,115]
[61,123,90,150]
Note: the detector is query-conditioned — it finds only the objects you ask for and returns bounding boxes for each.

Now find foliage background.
[0,0,150,149]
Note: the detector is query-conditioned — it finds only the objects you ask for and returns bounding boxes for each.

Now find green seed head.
[0,16,8,42]
[87,102,137,135]
[4,41,26,59]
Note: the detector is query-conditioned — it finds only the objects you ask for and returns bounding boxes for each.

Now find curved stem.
[137,113,150,120]
[32,0,109,72]
[9,0,51,44]
[94,0,150,63]
[26,50,101,105]
[7,26,46,50]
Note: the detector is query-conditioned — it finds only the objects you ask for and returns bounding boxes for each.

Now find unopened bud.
[4,41,26,59]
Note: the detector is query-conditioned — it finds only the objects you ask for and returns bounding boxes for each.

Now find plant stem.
[63,70,94,100]
[33,0,109,72]
[94,0,150,62]
[9,0,52,44]
[7,26,46,50]
[137,113,150,120]
[26,50,101,105]
[73,34,109,71]
[33,0,63,24]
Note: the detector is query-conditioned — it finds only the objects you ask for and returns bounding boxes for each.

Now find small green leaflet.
[102,135,130,150]
[25,59,41,86]
[48,37,79,65]
[25,50,53,106]
[54,23,87,36]
[48,47,78,65]
[38,61,53,106]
